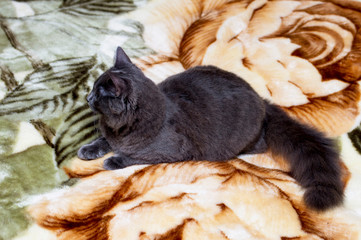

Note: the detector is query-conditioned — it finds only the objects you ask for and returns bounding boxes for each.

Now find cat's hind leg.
[78,137,112,160]
[103,155,127,170]
[239,128,267,155]
[103,153,149,170]
[103,153,178,170]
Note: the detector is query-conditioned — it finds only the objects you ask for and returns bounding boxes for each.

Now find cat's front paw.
[77,144,108,160]
[103,156,126,170]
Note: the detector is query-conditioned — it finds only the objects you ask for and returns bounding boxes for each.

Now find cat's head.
[87,47,164,128]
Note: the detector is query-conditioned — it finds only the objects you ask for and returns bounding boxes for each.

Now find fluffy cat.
[78,47,343,211]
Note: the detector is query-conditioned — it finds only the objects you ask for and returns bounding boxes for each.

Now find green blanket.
[0,1,153,239]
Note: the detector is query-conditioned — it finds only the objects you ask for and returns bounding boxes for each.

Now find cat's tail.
[264,102,344,211]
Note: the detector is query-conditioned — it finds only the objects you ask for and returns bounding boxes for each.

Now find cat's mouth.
[88,102,97,113]
[87,92,98,113]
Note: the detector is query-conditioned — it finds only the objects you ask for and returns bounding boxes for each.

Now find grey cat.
[78,47,343,211]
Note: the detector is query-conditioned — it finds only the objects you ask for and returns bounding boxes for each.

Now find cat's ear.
[114,47,132,68]
[108,71,129,97]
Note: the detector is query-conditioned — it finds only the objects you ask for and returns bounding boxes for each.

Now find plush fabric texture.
[1,0,361,239]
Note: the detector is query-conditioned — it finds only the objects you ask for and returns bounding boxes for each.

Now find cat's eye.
[99,79,117,95]
[98,84,116,97]
[106,78,115,88]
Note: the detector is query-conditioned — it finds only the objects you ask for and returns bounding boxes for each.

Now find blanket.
[1,0,361,239]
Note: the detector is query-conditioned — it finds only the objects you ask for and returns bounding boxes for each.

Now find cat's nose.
[86,92,94,102]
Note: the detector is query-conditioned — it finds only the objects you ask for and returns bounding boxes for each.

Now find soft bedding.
[1,0,361,239]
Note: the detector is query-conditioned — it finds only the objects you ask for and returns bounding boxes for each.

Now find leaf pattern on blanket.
[348,126,361,155]
[0,118,18,156]
[60,0,137,16]
[0,2,152,157]
[54,105,99,165]
[0,144,67,240]
[0,1,153,239]
[0,56,97,119]
[0,0,150,92]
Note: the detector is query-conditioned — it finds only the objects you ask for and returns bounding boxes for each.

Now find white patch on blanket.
[341,134,361,217]
[12,224,56,240]
[0,163,11,183]
[12,121,45,154]
[134,0,148,7]
[0,81,6,100]
[12,1,34,17]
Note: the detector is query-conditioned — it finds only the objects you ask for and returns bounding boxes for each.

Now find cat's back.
[157,66,266,160]
[158,65,254,97]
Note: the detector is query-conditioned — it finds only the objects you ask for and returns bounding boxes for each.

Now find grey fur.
[78,47,343,211]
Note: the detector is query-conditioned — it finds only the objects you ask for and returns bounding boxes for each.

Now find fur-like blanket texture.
[1,0,361,239]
